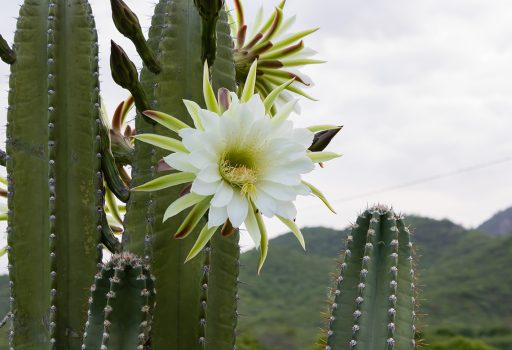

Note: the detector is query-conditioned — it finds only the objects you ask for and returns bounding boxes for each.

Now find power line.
[329,155,512,203]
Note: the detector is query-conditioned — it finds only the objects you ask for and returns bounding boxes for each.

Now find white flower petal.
[198,109,221,131]
[196,164,222,183]
[293,183,311,196]
[262,168,302,186]
[275,201,297,220]
[211,181,234,207]
[163,152,197,172]
[208,205,228,228]
[191,178,219,196]
[188,150,216,169]
[252,189,278,217]
[243,208,261,248]
[291,128,314,147]
[259,181,298,201]
[227,192,249,227]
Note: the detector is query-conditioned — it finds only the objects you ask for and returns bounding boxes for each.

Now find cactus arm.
[7,1,103,348]
[324,206,417,350]
[82,254,155,350]
[123,1,206,349]
[6,2,52,344]
[6,0,103,348]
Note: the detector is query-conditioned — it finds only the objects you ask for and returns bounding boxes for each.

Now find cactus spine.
[7,1,102,348]
[82,253,156,350]
[322,206,417,350]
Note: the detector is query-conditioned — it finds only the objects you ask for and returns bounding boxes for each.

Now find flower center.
[219,149,259,196]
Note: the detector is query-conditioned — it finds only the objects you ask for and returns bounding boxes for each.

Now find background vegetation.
[0,208,510,349]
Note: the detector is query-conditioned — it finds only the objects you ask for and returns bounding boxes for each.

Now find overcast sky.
[1,0,511,256]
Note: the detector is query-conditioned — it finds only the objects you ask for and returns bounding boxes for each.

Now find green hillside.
[0,215,509,349]
[238,217,512,350]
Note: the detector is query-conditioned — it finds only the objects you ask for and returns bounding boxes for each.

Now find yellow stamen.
[220,160,258,195]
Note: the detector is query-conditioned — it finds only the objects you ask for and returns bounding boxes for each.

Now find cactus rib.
[7,0,102,348]
[123,1,206,349]
[323,206,417,350]
[82,253,155,350]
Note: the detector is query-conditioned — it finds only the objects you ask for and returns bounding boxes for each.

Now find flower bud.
[110,40,138,90]
[110,41,152,116]
[110,0,161,74]
[0,34,15,64]
[309,127,343,152]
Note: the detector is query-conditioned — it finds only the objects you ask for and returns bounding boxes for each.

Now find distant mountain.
[0,213,511,349]
[238,216,512,350]
[478,207,512,236]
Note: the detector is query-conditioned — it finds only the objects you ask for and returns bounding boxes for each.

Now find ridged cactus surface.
[123,1,239,349]
[82,253,155,350]
[6,0,102,348]
[323,206,417,350]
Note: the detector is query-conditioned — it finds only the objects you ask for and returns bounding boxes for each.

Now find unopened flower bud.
[110,41,152,116]
[309,127,343,152]
[110,0,161,74]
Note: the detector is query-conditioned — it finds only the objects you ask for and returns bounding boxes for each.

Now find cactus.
[6,1,103,348]
[82,253,155,350]
[122,1,239,348]
[321,205,417,350]
[1,0,418,349]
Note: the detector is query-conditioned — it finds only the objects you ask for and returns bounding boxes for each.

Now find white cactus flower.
[133,61,339,272]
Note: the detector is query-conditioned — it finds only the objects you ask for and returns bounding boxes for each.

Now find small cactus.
[82,253,156,350]
[322,205,417,350]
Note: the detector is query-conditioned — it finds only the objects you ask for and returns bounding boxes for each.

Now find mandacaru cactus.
[0,0,418,350]
[320,205,417,350]
[82,253,155,350]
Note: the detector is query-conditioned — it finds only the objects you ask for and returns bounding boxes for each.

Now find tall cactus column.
[323,205,417,350]
[7,0,102,348]
[123,0,240,348]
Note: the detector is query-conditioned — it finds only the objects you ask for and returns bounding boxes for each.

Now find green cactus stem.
[110,0,161,74]
[82,253,155,350]
[123,1,239,348]
[0,34,15,64]
[322,205,417,350]
[7,0,103,348]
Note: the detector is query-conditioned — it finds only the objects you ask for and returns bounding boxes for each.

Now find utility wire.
[328,155,512,203]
